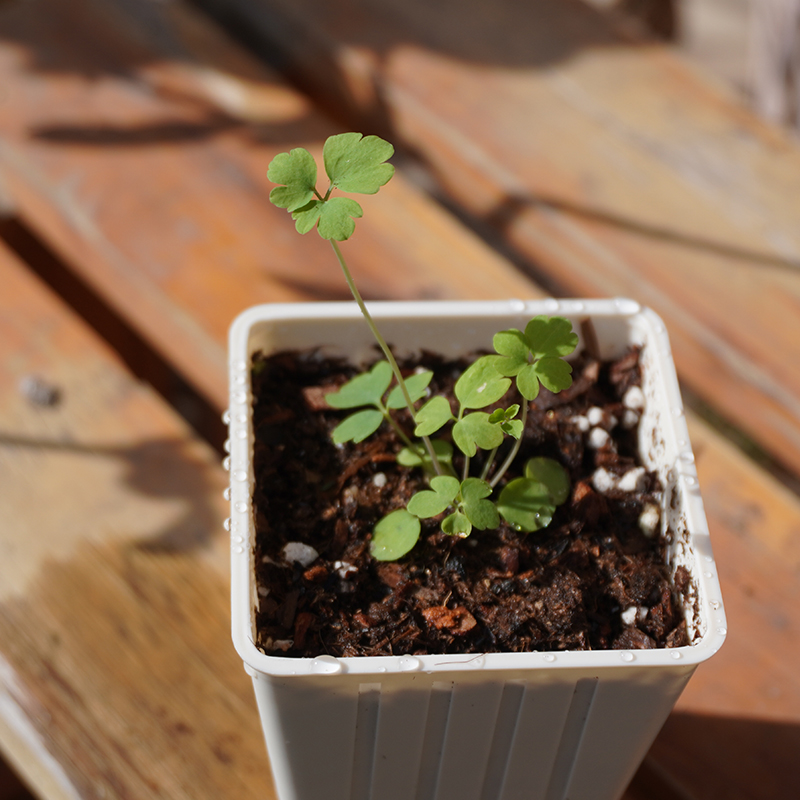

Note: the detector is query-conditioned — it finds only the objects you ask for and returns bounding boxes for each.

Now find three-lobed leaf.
[323,133,395,194]
[268,133,395,241]
[452,411,505,457]
[492,317,578,400]
[460,478,499,530]
[525,316,579,358]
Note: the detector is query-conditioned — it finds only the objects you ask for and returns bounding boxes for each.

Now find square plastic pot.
[227,298,726,800]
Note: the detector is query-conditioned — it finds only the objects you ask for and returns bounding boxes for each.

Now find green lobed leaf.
[325,361,393,409]
[316,196,364,241]
[496,477,555,532]
[323,133,395,195]
[524,316,579,358]
[441,511,472,537]
[291,199,323,235]
[452,412,505,457]
[397,439,453,468]
[516,362,541,401]
[407,475,460,518]
[460,478,499,530]
[501,419,523,438]
[488,404,518,423]
[370,509,421,561]
[331,409,384,444]
[455,356,511,410]
[524,457,571,505]
[491,329,529,376]
[267,148,318,211]
[533,357,573,394]
[386,370,433,409]
[414,396,454,437]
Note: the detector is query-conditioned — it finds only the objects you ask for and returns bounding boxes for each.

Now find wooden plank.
[0,0,537,412]
[0,242,274,798]
[198,0,800,476]
[2,3,800,798]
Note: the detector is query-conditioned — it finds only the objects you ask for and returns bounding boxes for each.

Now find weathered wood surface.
[195,0,800,477]
[0,1,799,799]
[0,0,534,411]
[0,242,274,799]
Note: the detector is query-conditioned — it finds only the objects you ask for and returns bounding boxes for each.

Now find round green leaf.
[455,356,511,410]
[431,475,461,499]
[370,509,421,561]
[408,490,451,519]
[524,457,571,505]
[414,396,454,436]
[460,477,492,502]
[496,477,555,532]
[326,361,392,409]
[441,512,472,537]
[331,409,383,444]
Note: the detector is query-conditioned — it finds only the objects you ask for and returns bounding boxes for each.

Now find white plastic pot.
[228,299,726,800]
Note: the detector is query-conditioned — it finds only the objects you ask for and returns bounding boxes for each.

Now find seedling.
[268,133,578,560]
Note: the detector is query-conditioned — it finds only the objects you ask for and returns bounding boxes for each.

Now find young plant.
[267,133,578,561]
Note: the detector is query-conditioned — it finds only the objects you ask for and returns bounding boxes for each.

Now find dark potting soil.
[250,347,691,658]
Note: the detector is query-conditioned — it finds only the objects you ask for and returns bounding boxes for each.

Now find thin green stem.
[382,409,420,452]
[479,447,499,481]
[489,398,528,489]
[330,240,443,474]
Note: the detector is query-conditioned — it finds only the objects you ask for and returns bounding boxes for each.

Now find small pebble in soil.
[618,467,647,492]
[638,503,661,537]
[623,385,646,410]
[334,560,358,579]
[592,467,618,494]
[588,427,611,449]
[282,542,320,567]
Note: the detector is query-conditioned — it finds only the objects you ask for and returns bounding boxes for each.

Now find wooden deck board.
[198,0,800,477]
[0,0,537,412]
[1,1,800,798]
[0,243,274,799]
